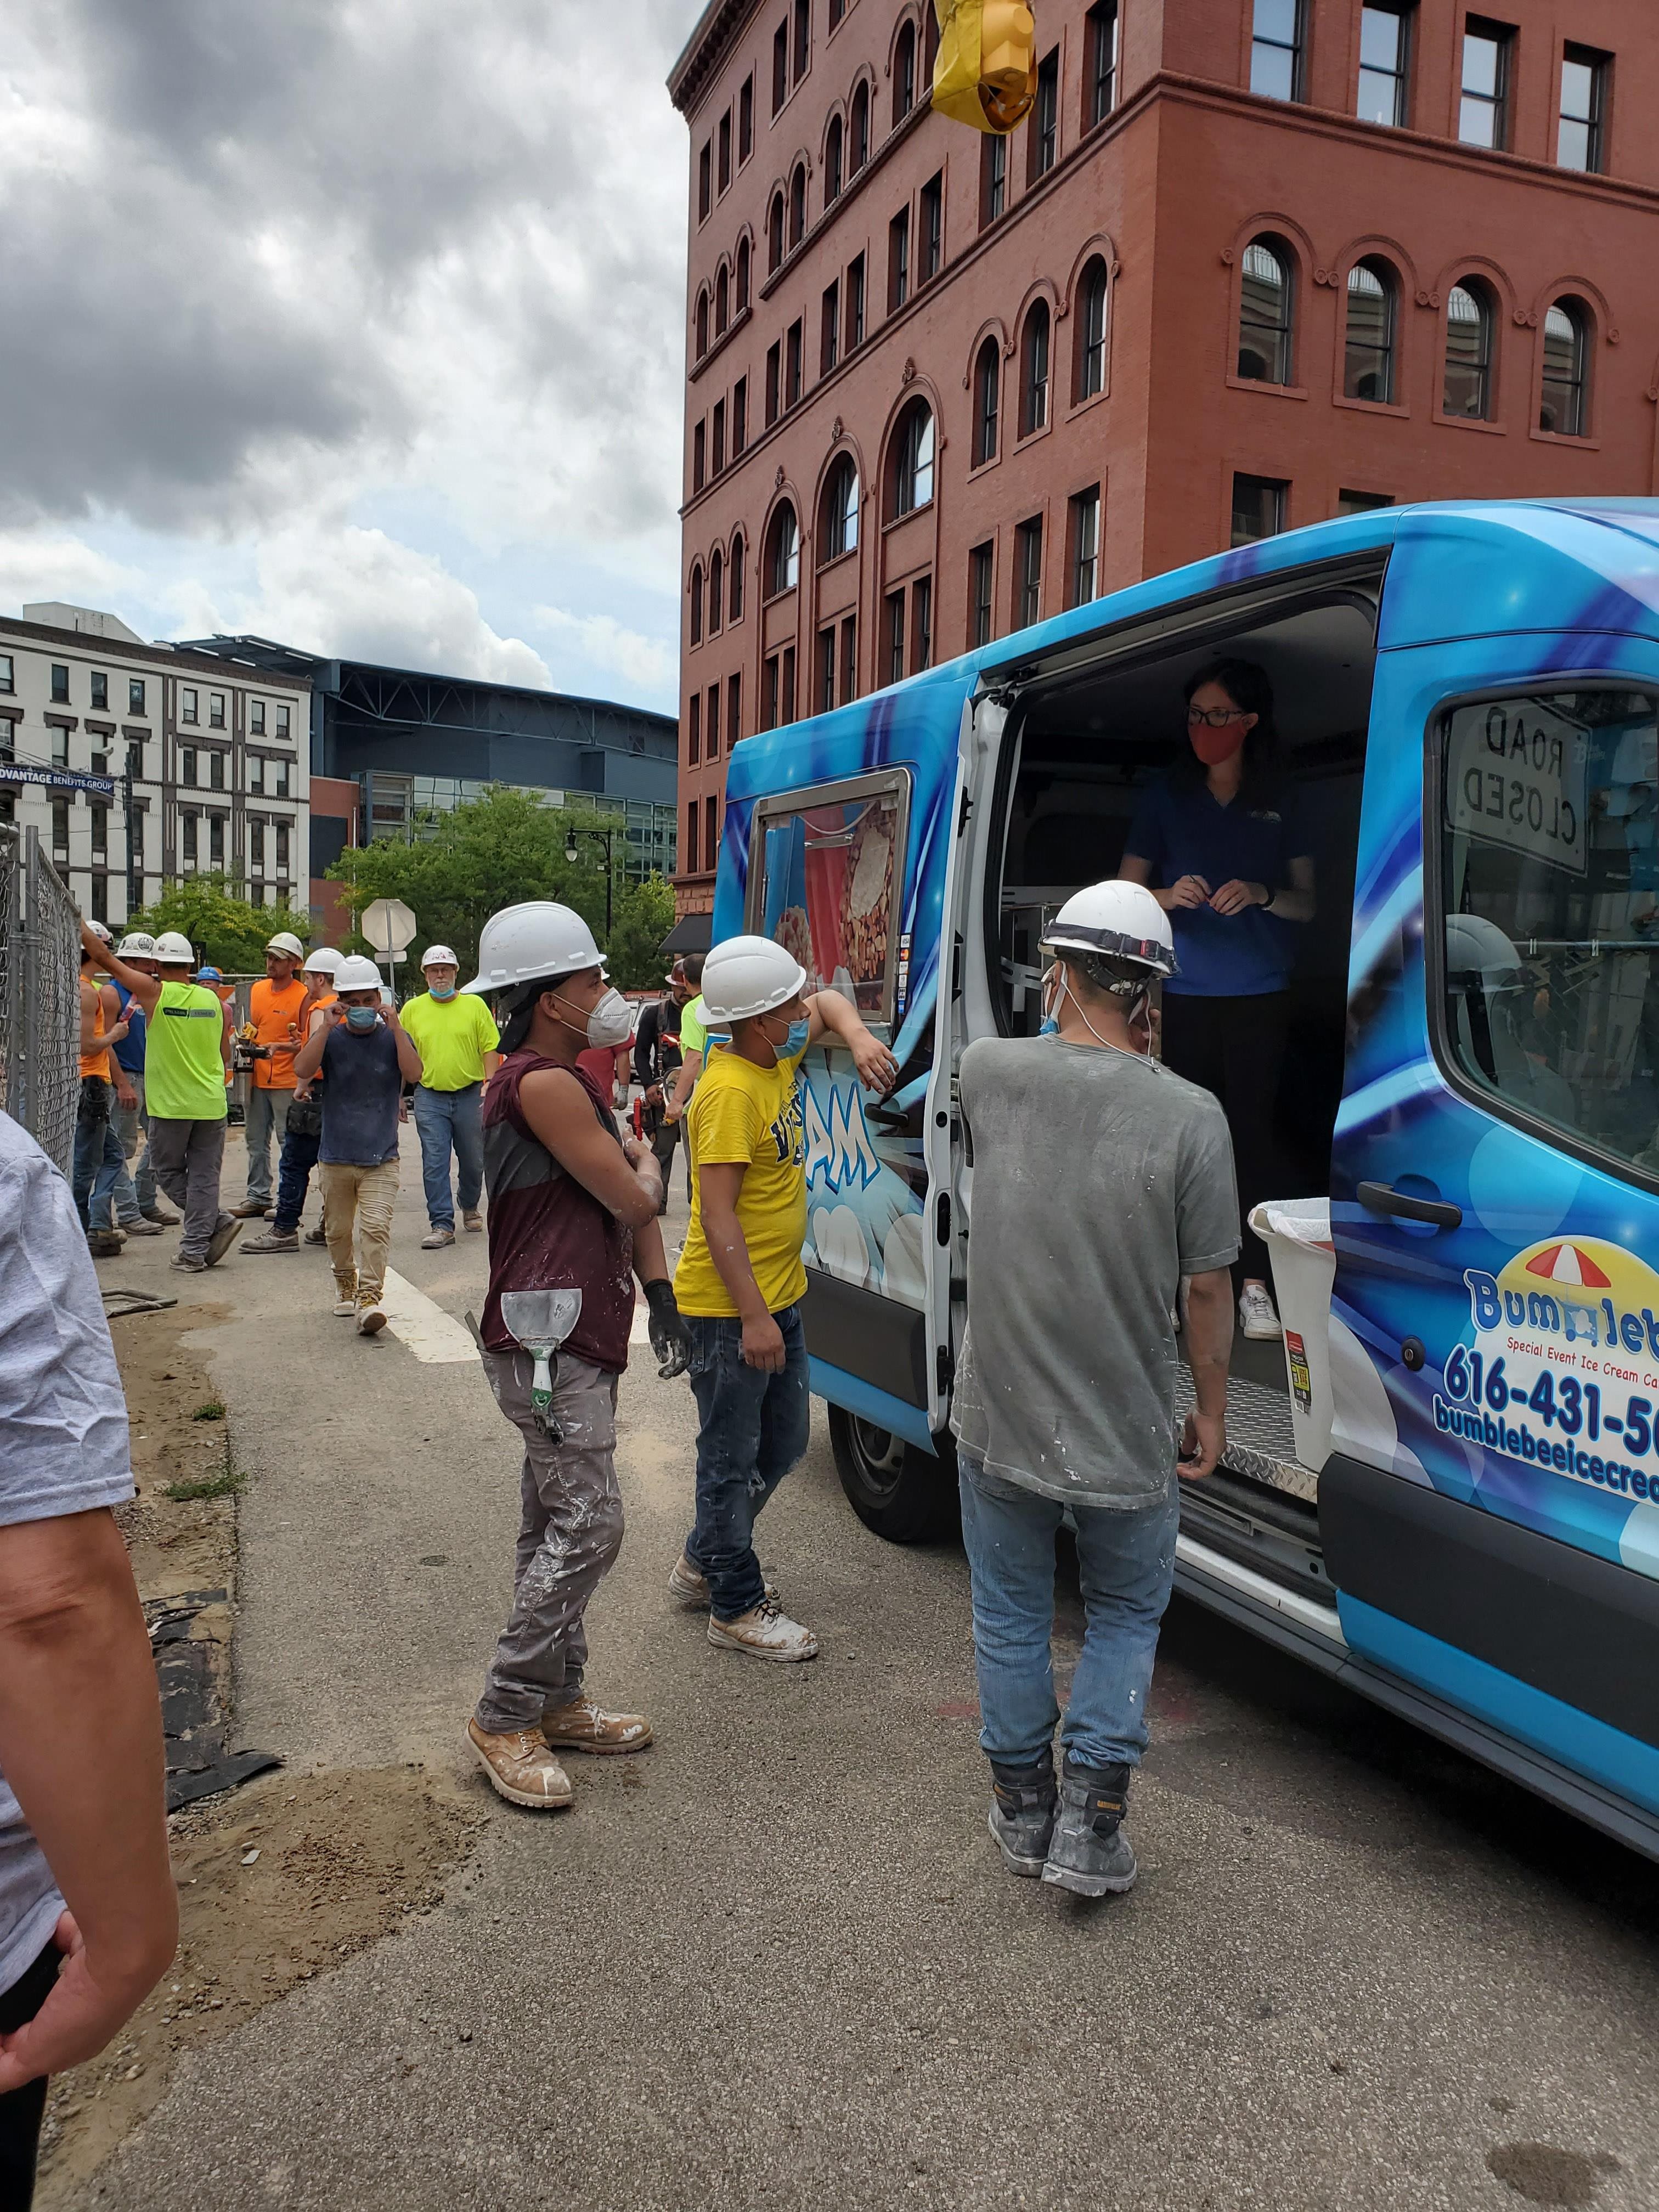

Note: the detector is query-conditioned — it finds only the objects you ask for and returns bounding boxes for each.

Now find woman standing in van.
[1120,658,1314,1341]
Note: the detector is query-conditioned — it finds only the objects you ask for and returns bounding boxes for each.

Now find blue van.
[714,498,1659,1860]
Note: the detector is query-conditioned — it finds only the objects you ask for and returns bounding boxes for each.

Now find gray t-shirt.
[0,1111,134,1997]
[950,1035,1239,1510]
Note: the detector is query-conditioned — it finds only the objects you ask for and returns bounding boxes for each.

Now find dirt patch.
[1486,2144,1622,2207]
[34,1764,485,2207]
[108,1301,239,1602]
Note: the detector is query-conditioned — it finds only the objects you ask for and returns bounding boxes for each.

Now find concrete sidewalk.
[76,1134,1659,2210]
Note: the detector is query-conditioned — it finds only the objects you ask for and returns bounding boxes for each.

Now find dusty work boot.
[140,1204,179,1226]
[1042,1761,1138,1897]
[118,1215,164,1238]
[231,1200,269,1218]
[540,1699,653,1756]
[988,1754,1059,1879]
[332,1269,358,1317]
[304,1223,328,1246]
[244,1227,299,1253]
[171,1254,207,1274]
[420,1227,455,1249]
[356,1294,388,1336]
[708,1597,817,1663]
[466,1719,573,1810]
[86,1228,126,1257]
[204,1216,242,1268]
[462,1208,483,1232]
[668,1553,776,1607]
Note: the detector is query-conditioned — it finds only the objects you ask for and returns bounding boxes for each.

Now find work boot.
[988,1754,1059,1879]
[466,1719,573,1810]
[421,1227,455,1249]
[462,1208,483,1232]
[304,1223,328,1246]
[118,1216,164,1238]
[357,1296,388,1336]
[668,1553,776,1607]
[540,1699,653,1756]
[140,1205,179,1226]
[244,1227,299,1253]
[171,1254,207,1274]
[86,1229,126,1258]
[708,1598,817,1663]
[204,1217,241,1268]
[232,1200,269,1218]
[332,1270,358,1317]
[1042,1761,1138,1897]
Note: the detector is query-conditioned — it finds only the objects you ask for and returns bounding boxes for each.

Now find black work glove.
[644,1278,692,1380]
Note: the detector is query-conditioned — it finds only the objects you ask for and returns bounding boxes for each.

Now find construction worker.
[234,929,308,1218]
[670,936,896,1661]
[460,901,691,1811]
[951,881,1239,1897]
[398,944,499,1249]
[637,956,697,1207]
[88,925,239,1273]
[105,931,174,1235]
[246,946,340,1254]
[74,923,131,1256]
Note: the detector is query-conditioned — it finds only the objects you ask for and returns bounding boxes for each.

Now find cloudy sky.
[0,0,707,713]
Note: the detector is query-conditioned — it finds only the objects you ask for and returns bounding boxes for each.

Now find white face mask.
[553,983,631,1051]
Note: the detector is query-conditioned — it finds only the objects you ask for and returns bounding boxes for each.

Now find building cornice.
[668,0,763,119]
[0,615,313,691]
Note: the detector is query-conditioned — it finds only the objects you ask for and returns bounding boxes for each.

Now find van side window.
[1438,687,1659,1182]
[749,772,910,1025]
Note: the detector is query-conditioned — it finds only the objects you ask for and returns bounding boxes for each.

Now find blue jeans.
[73,1078,125,1231]
[958,1456,1180,1773]
[413,1083,483,1231]
[273,1121,321,1234]
[110,1072,157,1222]
[685,1304,811,1620]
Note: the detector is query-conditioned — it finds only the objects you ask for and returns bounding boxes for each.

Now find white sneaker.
[1238,1280,1283,1340]
[357,1301,388,1336]
[708,1598,817,1663]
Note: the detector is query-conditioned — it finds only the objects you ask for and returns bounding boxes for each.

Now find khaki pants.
[319,1159,399,1306]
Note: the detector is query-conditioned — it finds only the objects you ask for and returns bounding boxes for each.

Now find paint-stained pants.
[319,1159,398,1306]
[146,1118,229,1261]
[474,1348,624,1734]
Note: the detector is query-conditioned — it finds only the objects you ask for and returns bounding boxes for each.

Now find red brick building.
[668,0,1659,918]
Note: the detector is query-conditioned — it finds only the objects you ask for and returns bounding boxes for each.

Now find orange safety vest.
[249,977,308,1090]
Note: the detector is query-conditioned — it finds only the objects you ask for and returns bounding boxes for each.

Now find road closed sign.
[1446,695,1588,876]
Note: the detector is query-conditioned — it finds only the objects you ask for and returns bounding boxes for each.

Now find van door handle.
[1357,1181,1463,1230]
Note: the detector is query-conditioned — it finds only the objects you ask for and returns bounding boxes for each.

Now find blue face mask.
[345,1004,381,1032]
[1039,1016,1060,1037]
[775,1017,811,1058]
[429,985,456,1001]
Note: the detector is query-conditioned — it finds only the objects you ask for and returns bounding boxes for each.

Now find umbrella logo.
[1523,1243,1613,1290]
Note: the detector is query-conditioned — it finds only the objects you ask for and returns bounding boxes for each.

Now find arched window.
[890,399,935,517]
[768,191,785,273]
[690,561,704,645]
[893,21,916,126]
[789,162,807,251]
[729,530,746,620]
[820,454,860,559]
[736,236,751,311]
[1540,298,1589,436]
[1443,280,1494,419]
[766,503,800,596]
[695,289,709,358]
[715,264,729,335]
[851,82,870,171]
[1074,257,1109,401]
[973,336,1001,464]
[1342,257,1397,403]
[1020,302,1050,435]
[826,114,844,201]
[1237,238,1293,385]
[709,546,724,634]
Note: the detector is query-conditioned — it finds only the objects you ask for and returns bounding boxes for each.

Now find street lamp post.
[565,822,616,940]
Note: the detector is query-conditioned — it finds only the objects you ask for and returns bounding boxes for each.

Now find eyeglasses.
[1187,707,1248,728]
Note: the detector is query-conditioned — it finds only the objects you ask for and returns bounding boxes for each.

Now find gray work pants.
[474,1347,624,1734]
[111,1071,157,1220]
[243,1085,292,1205]
[146,1118,229,1261]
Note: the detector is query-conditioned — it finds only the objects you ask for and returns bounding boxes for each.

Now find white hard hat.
[153,930,196,965]
[421,944,459,969]
[334,953,385,992]
[462,902,605,996]
[1041,881,1177,979]
[701,934,809,1024]
[85,918,113,944]
[116,930,156,957]
[1444,912,1525,987]
[266,929,305,959]
[302,946,344,977]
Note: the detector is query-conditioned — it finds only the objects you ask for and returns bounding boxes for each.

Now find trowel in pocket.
[499,1289,583,1440]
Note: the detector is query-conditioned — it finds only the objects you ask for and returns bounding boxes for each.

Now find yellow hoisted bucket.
[930,0,1037,134]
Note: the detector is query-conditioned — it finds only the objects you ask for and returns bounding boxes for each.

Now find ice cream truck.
[713,498,1659,1860]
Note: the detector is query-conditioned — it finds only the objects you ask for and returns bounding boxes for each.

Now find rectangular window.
[274,758,289,798]
[764,653,781,732]
[1030,49,1059,179]
[128,677,145,714]
[704,794,719,874]
[840,616,857,705]
[180,746,197,786]
[1250,0,1303,101]
[821,279,840,374]
[1338,488,1395,515]
[733,375,748,452]
[0,654,12,693]
[90,670,108,710]
[180,686,198,724]
[707,682,720,760]
[830,0,845,22]
[749,771,909,1019]
[885,590,906,686]
[250,754,266,794]
[52,799,69,854]
[1357,5,1411,127]
[739,74,754,161]
[251,698,266,734]
[1459,19,1512,148]
[50,663,69,703]
[773,21,789,111]
[786,317,803,407]
[275,704,290,739]
[911,576,933,673]
[249,821,264,872]
[1068,486,1102,607]
[845,254,866,350]
[766,341,782,425]
[1231,472,1288,545]
[888,209,910,312]
[818,625,837,713]
[980,132,1006,226]
[782,645,797,724]
[91,873,107,924]
[969,541,994,647]
[692,419,706,493]
[1087,1,1120,123]
[1559,46,1608,172]
[126,740,142,781]
[793,0,809,79]
[686,800,699,876]
[920,172,943,279]
[89,750,107,777]
[208,691,225,729]
[211,812,227,864]
[91,803,106,858]
[712,398,726,475]
[180,812,197,863]
[208,749,224,790]
[1015,517,1043,629]
[50,724,68,768]
[689,692,701,765]
[727,670,742,747]
[718,109,732,193]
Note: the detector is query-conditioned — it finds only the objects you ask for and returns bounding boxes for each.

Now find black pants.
[0,1941,59,2210]
[1160,990,1289,1290]
[645,1104,680,1212]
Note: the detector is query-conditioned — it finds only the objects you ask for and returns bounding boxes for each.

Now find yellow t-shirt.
[398,991,499,1091]
[674,1046,809,1318]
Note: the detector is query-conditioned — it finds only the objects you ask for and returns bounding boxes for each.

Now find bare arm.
[292,1008,336,1082]
[697,1160,785,1372]
[1210,853,1316,922]
[80,921,161,1015]
[1120,851,1211,913]
[78,978,97,1055]
[383,1003,423,1085]
[98,983,129,1048]
[0,1509,177,2094]
[803,988,899,1093]
[516,1067,661,1228]
[1178,1267,1233,1480]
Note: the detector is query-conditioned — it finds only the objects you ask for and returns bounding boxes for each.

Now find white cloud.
[533,608,676,694]
[0,533,145,613]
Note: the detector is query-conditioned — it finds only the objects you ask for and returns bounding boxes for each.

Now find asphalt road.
[83,1140,1659,2211]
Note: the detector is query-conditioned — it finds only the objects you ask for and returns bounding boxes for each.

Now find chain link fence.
[0,825,82,1177]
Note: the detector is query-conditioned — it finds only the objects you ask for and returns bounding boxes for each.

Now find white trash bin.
[1248,1198,1336,1472]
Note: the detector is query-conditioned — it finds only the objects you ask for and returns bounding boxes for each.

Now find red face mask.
[1190,719,1248,766]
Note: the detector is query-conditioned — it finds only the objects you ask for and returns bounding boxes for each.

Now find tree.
[605,874,676,990]
[131,874,307,972]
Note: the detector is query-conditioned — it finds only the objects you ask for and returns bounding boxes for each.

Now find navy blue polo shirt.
[1124,774,1310,998]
